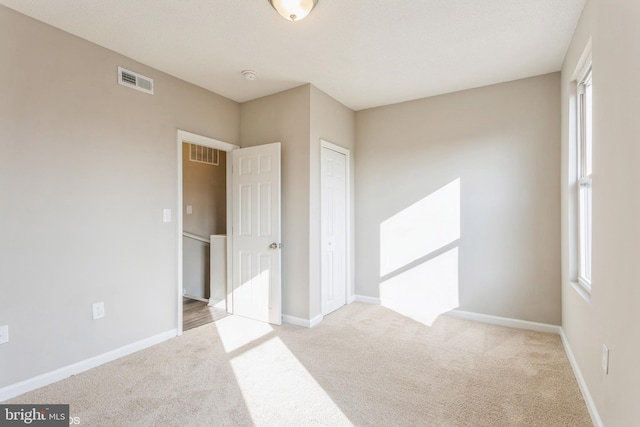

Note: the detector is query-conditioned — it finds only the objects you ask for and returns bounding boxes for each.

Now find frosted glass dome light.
[269,0,318,22]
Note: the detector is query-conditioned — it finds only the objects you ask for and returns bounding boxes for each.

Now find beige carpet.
[6,303,592,426]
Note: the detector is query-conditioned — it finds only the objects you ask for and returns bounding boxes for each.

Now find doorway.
[320,140,350,316]
[182,143,225,301]
[177,130,238,335]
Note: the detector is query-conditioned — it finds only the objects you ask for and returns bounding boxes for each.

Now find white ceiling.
[1,0,585,111]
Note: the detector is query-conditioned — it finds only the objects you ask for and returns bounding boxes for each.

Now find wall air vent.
[189,143,220,166]
[118,66,154,95]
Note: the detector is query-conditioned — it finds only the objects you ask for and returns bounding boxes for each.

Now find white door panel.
[321,146,347,316]
[232,143,281,324]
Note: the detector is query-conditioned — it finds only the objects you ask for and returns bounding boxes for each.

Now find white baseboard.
[559,330,604,427]
[445,309,561,335]
[0,329,177,402]
[444,310,602,425]
[282,314,323,328]
[353,295,381,305]
[309,314,323,328]
[184,295,208,303]
[207,299,226,309]
[347,294,356,304]
[353,300,559,335]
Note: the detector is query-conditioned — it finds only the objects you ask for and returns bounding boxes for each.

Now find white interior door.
[232,143,282,325]
[321,146,347,316]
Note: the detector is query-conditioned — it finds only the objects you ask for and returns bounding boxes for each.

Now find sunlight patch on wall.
[378,178,461,325]
[380,179,460,277]
[380,248,459,326]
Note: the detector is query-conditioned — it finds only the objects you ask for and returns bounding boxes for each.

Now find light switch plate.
[602,344,609,374]
[0,325,9,344]
[163,209,172,223]
[186,205,193,215]
[92,302,105,320]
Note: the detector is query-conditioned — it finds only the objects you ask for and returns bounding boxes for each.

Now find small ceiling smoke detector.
[241,70,257,81]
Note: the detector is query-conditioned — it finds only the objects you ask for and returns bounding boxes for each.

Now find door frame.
[320,139,353,315]
[176,130,238,336]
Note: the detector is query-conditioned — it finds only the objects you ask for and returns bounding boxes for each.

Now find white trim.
[560,329,604,427]
[571,38,593,81]
[442,310,602,425]
[183,295,208,303]
[576,53,593,85]
[569,280,592,303]
[347,294,356,304]
[573,45,593,296]
[281,314,323,328]
[182,231,210,244]
[445,310,561,335]
[177,130,237,152]
[208,299,225,308]
[353,295,381,305]
[225,153,234,315]
[309,314,324,328]
[0,329,176,402]
[176,130,239,336]
[577,276,592,294]
[319,139,352,316]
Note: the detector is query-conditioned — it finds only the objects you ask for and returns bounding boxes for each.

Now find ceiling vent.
[118,66,154,95]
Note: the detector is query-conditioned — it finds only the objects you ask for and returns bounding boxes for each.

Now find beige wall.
[309,85,356,320]
[355,73,561,325]
[9,3,637,419]
[0,6,239,388]
[182,144,227,237]
[0,6,354,388]
[239,84,355,322]
[239,85,312,319]
[561,0,640,425]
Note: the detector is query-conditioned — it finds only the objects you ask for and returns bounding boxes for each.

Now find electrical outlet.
[92,302,105,320]
[602,344,609,374]
[0,325,8,344]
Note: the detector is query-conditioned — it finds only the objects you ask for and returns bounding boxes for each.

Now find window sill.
[570,281,592,303]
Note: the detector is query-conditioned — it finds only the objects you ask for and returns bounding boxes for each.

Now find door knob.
[269,242,280,249]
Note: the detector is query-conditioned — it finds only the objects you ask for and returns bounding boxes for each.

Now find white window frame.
[577,61,593,291]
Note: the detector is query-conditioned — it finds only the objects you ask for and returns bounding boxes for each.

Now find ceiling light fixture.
[268,0,318,22]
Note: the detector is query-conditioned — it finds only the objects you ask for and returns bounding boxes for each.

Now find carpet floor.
[6,303,592,426]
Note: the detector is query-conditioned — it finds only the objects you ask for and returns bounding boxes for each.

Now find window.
[577,63,592,290]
